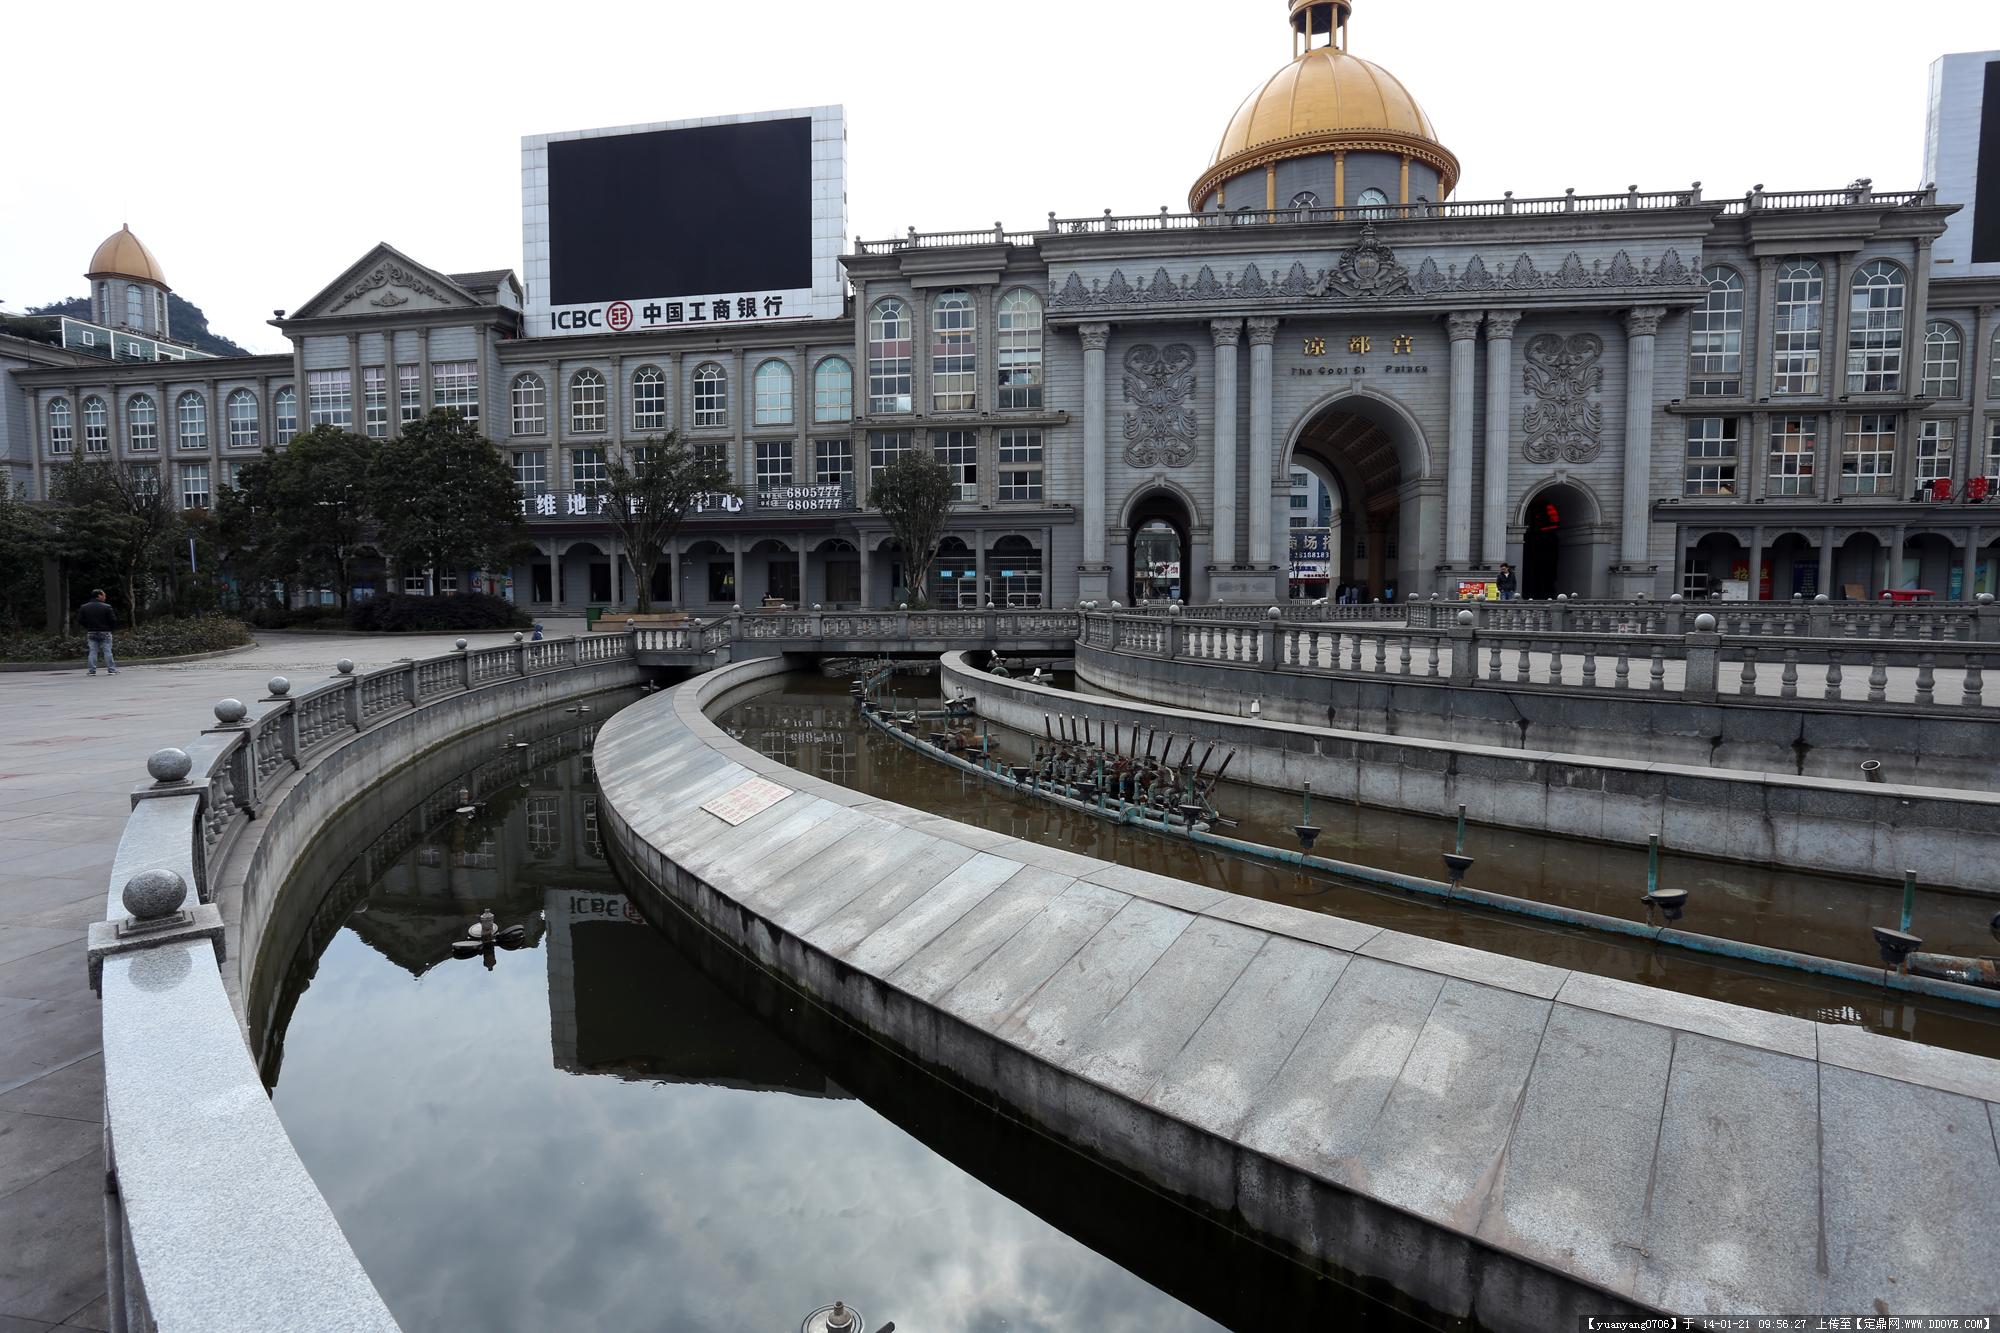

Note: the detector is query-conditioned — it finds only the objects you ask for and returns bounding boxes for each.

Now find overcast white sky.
[2,0,1990,355]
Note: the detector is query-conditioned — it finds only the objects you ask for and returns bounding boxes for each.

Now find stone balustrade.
[90,633,641,1333]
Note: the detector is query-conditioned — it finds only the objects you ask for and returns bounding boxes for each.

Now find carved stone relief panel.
[1522,333,1605,463]
[1122,343,1198,468]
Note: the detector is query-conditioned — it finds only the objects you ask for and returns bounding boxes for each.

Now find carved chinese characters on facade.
[1122,343,1198,468]
[1521,333,1605,463]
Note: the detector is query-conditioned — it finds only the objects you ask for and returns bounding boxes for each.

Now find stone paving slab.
[995,895,1193,1061]
[1478,1004,1672,1294]
[1554,969,1819,1060]
[1070,914,1265,1100]
[885,865,1077,1003]
[796,838,981,952]
[937,881,1129,1029]
[840,852,1024,973]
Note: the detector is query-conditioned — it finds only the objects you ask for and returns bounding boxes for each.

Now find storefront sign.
[1459,579,1498,600]
[550,290,809,334]
[758,483,846,512]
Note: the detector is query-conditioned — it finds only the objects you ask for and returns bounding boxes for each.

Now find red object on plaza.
[1881,588,1936,602]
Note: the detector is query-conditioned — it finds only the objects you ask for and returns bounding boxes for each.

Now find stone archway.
[1124,488,1193,604]
[1282,389,1432,599]
[1518,481,1605,599]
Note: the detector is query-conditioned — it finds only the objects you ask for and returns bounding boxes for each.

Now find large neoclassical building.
[5,0,1997,608]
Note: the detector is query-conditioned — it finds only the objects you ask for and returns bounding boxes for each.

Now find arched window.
[155,291,168,337]
[997,290,1044,410]
[753,359,794,427]
[511,374,547,435]
[226,389,259,448]
[82,397,108,453]
[127,394,158,451]
[1289,191,1319,209]
[47,398,73,454]
[631,365,666,431]
[176,391,207,450]
[1922,322,1962,398]
[867,298,913,414]
[931,290,976,412]
[1771,258,1823,395]
[813,357,853,424]
[1991,327,2000,401]
[569,369,606,433]
[1356,187,1390,218]
[692,363,728,428]
[1689,265,1743,395]
[273,386,297,444]
[1847,259,1906,393]
[125,284,143,328]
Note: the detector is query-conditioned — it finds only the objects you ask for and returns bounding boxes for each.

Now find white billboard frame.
[521,104,846,338]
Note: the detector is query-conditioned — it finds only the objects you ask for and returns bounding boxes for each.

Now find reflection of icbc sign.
[606,301,633,332]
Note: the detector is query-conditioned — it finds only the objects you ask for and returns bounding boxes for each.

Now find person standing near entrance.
[1497,563,1517,601]
[78,589,118,675]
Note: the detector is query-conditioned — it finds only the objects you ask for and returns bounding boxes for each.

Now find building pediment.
[289,244,484,320]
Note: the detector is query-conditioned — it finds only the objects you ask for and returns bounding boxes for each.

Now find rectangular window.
[1772,263,1823,396]
[569,448,607,492]
[1986,420,2000,491]
[127,397,157,452]
[180,463,210,510]
[363,367,388,437]
[1839,413,1897,496]
[176,395,206,450]
[814,438,853,490]
[931,299,976,412]
[48,400,73,454]
[218,460,243,491]
[1682,417,1738,497]
[937,429,976,502]
[1921,329,1961,398]
[227,392,259,448]
[631,370,667,431]
[814,360,852,423]
[84,400,109,454]
[512,376,548,434]
[867,429,912,488]
[692,371,727,428]
[753,365,793,427]
[755,440,794,489]
[432,361,478,424]
[513,450,547,494]
[307,369,353,428]
[996,298,1043,410]
[1289,515,1309,528]
[397,365,422,424]
[131,464,159,498]
[996,429,1042,502]
[1289,493,1309,509]
[1766,416,1817,497]
[693,441,729,474]
[1915,421,1954,486]
[1289,471,1308,486]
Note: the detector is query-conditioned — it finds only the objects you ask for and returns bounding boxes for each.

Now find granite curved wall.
[592,657,2000,1329]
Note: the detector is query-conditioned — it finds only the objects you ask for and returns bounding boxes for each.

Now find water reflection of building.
[542,888,844,1099]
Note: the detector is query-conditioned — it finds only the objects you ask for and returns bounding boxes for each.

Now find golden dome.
[1191,44,1460,209]
[86,224,168,289]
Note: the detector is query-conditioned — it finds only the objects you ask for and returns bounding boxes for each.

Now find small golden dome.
[1191,44,1460,209]
[86,224,168,289]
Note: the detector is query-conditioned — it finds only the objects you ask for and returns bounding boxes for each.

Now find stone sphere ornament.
[1815,593,1830,604]
[454,638,468,651]
[1457,609,1475,625]
[213,698,247,725]
[1267,606,1282,620]
[335,659,354,675]
[1669,593,1683,602]
[146,747,193,784]
[514,632,525,643]
[122,868,188,921]
[266,676,291,697]
[1695,612,1717,632]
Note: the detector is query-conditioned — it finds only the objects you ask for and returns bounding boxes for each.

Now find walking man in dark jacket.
[78,590,118,675]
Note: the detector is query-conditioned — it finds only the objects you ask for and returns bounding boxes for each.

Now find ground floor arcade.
[1675,516,1999,600]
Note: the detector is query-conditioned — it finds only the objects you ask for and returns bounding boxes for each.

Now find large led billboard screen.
[522,106,846,336]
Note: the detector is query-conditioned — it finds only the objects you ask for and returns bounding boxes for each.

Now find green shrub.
[1,614,253,663]
[346,593,529,633]
[246,605,348,630]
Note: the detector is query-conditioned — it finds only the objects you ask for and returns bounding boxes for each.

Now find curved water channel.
[258,686,1439,1332]
[720,671,2000,1059]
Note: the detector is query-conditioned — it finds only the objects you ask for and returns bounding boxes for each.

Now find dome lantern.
[1192,1,1458,213]
[85,224,171,338]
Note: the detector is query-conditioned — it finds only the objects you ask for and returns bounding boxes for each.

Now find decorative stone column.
[858,538,872,609]
[1246,316,1279,570]
[1616,306,1668,593]
[1818,525,1835,599]
[1444,311,1483,569]
[1078,322,1111,603]
[1210,320,1242,569]
[1481,310,1522,566]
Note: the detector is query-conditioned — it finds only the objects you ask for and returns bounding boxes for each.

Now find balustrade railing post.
[457,640,474,690]
[1260,608,1279,667]
[515,635,529,676]
[566,636,582,667]
[1682,614,1721,702]
[1547,600,1568,634]
[1807,593,1832,640]
[342,670,362,732]
[1976,595,1999,643]
[403,661,420,707]
[1447,611,1477,685]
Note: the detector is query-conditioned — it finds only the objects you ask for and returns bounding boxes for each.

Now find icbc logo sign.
[606,301,633,332]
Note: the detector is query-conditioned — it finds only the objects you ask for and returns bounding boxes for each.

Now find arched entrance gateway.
[1283,392,1429,601]
[1126,489,1192,603]
[1518,481,1609,599]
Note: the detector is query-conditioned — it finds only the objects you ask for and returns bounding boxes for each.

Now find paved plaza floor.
[0,620,582,1330]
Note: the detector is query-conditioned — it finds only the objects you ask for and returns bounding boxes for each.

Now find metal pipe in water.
[1647,835,1660,897]
[1454,803,1467,855]
[1902,869,1916,935]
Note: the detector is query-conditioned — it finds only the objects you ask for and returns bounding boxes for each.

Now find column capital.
[1625,305,1668,338]
[1245,316,1281,347]
[1483,309,1523,340]
[1210,318,1244,348]
[1078,322,1111,352]
[1445,310,1485,342]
